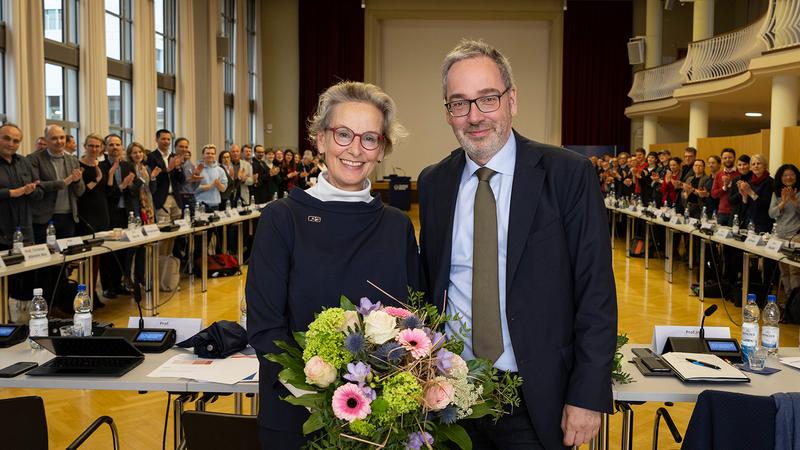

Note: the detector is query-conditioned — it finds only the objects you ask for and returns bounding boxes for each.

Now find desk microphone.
[699,304,718,340]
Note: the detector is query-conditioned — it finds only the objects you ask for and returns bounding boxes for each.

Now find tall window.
[45,63,80,141]
[43,0,78,45]
[155,0,176,74]
[105,0,133,61]
[224,106,234,149]
[222,0,236,95]
[157,89,174,132]
[247,0,256,144]
[107,77,133,143]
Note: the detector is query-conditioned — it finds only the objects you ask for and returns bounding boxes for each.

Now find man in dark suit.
[146,129,186,222]
[418,40,617,449]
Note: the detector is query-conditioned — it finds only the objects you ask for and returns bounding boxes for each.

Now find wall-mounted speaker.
[216,35,230,61]
[627,37,646,65]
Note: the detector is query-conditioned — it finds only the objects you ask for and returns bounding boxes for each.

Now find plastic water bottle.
[12,226,24,254]
[72,284,92,337]
[761,295,780,355]
[700,207,707,225]
[195,201,203,217]
[127,211,136,230]
[183,205,191,221]
[272,192,278,201]
[748,220,756,235]
[249,195,255,208]
[29,288,48,349]
[731,214,740,234]
[683,207,689,223]
[239,296,247,330]
[741,293,761,363]
[767,223,777,240]
[46,221,57,249]
[711,210,718,224]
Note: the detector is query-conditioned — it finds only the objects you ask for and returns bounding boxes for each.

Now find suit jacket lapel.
[507,133,545,289]
[435,150,466,310]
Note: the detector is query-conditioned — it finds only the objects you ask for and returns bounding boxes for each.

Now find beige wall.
[260,0,299,150]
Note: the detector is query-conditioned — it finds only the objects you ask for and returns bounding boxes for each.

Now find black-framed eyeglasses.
[326,126,385,151]
[444,87,510,117]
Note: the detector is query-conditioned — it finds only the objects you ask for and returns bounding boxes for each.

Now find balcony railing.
[628,59,684,103]
[762,0,800,51]
[680,15,767,83]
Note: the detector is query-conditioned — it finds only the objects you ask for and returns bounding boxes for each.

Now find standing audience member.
[0,123,42,321]
[711,148,738,225]
[77,134,110,307]
[218,149,235,209]
[614,152,634,198]
[735,154,771,232]
[729,154,753,221]
[195,145,228,211]
[242,145,254,164]
[147,129,185,223]
[681,159,709,218]
[282,149,299,192]
[297,150,318,189]
[65,135,78,155]
[769,164,800,309]
[128,142,159,296]
[705,155,721,213]
[28,124,85,242]
[680,147,696,182]
[231,144,254,205]
[660,157,683,208]
[251,145,270,203]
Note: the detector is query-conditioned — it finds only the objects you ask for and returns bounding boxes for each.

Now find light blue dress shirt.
[446,133,518,371]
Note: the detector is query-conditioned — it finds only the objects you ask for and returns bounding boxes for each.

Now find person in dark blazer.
[146,129,186,222]
[245,81,420,450]
[27,124,85,242]
[418,40,617,450]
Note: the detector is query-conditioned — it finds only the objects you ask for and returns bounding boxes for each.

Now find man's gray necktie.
[472,167,502,362]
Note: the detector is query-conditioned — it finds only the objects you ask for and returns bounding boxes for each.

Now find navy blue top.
[245,188,420,432]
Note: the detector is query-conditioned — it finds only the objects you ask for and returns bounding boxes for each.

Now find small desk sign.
[766,238,784,252]
[669,216,681,225]
[652,325,731,355]
[143,224,161,237]
[175,219,190,230]
[744,234,765,246]
[714,228,733,239]
[21,244,52,263]
[129,317,202,343]
[688,218,699,226]
[123,228,146,242]
[55,237,84,252]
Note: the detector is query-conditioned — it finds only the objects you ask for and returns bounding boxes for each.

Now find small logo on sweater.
[307,215,322,223]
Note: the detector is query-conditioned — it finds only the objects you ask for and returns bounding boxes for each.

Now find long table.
[603,344,800,450]
[0,342,259,449]
[0,208,264,322]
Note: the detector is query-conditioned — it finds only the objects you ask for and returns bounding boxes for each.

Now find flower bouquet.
[266,286,523,449]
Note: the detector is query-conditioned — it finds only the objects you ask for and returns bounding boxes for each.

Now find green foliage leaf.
[340,295,356,311]
[370,397,389,416]
[302,411,324,435]
[465,403,493,420]
[293,331,307,349]
[274,340,303,359]
[278,367,317,391]
[266,350,304,373]
[440,424,472,450]
[284,392,327,407]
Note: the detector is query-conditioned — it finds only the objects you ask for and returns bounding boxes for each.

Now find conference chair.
[0,395,119,450]
[178,410,259,450]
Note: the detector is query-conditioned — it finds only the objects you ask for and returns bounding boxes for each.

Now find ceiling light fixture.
[745,112,763,117]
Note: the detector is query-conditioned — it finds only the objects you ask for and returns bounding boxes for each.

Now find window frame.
[155,0,176,75]
[44,61,81,144]
[107,76,133,144]
[105,0,133,62]
[43,0,79,46]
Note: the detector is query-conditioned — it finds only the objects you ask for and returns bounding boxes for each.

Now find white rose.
[339,310,359,332]
[303,356,337,388]
[364,310,398,344]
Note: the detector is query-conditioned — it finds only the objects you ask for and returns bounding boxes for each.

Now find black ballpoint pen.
[686,358,721,370]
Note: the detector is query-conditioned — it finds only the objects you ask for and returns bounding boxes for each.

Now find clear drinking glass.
[748,346,768,370]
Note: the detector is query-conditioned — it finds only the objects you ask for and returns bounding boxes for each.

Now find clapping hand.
[214,177,225,190]
[151,166,163,178]
[683,183,694,195]
[10,182,38,198]
[737,180,752,196]
[94,164,102,182]
[64,168,83,185]
[121,172,136,189]
[781,186,797,204]
[238,166,247,182]
[623,178,632,186]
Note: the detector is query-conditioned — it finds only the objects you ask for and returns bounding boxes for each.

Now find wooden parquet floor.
[1,206,797,449]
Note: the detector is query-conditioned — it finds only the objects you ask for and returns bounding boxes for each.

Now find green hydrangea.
[302,308,352,369]
[381,372,422,418]
[348,419,375,437]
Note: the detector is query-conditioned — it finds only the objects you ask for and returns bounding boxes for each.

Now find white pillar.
[688,101,709,149]
[175,0,197,148]
[643,115,658,150]
[79,0,109,136]
[692,0,715,41]
[769,75,799,174]
[645,0,662,69]
[133,0,157,146]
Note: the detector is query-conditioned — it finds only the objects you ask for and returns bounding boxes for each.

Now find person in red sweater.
[711,147,739,225]
[660,157,683,207]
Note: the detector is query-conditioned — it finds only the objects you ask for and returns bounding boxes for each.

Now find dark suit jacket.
[418,131,617,449]
[100,159,143,218]
[27,150,85,224]
[146,150,186,210]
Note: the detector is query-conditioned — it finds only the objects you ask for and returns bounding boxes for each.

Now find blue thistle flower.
[374,341,406,364]
[400,315,422,330]
[437,406,458,425]
[344,332,367,355]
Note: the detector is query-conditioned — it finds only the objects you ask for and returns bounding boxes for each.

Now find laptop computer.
[27,336,144,377]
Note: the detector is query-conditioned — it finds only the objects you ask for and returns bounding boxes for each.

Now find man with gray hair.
[419,39,617,449]
[28,124,85,241]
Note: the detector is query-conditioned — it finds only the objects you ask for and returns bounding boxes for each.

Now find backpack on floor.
[159,255,181,292]
[194,254,241,278]
[629,237,646,258]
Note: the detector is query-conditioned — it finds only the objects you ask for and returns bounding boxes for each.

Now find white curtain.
[133,0,157,146]
[79,0,109,137]
[175,0,197,148]
[6,0,46,152]
[254,0,264,145]
[234,0,249,146]
[192,0,224,151]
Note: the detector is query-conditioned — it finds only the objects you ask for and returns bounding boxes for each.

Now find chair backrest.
[181,410,259,450]
[0,396,49,450]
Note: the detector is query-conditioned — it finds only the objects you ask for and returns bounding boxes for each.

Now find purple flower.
[435,348,455,374]
[361,385,377,401]
[428,331,446,351]
[406,431,434,450]
[343,361,371,385]
[356,297,382,316]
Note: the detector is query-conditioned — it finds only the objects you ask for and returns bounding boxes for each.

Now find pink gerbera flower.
[396,328,433,359]
[383,306,414,319]
[332,383,372,423]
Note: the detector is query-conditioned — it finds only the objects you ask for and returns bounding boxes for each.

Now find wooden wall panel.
[782,126,800,167]
[696,130,770,162]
